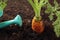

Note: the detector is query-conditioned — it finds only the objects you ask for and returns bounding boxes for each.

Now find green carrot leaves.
[28,0,47,21]
[45,0,60,37]
[0,0,8,9]
[0,0,8,17]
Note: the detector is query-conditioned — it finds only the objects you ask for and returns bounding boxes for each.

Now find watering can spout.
[0,15,22,29]
[13,15,22,27]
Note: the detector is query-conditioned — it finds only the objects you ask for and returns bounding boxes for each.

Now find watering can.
[0,15,22,28]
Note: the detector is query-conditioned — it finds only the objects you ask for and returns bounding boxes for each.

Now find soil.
[0,0,60,40]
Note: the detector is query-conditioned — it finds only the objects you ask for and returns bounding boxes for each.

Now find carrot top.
[28,0,47,21]
[45,0,60,20]
[0,0,8,10]
[0,0,8,17]
[45,0,60,37]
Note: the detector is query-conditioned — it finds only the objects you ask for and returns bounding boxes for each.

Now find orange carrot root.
[32,17,44,33]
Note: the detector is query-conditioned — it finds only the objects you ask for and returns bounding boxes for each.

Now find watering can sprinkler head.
[13,15,23,27]
[0,15,22,29]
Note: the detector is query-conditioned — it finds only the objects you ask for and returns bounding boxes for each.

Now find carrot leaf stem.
[28,0,47,21]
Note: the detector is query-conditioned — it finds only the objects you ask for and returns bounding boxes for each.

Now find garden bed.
[0,0,60,40]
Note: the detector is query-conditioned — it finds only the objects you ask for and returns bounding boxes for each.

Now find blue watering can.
[0,15,22,28]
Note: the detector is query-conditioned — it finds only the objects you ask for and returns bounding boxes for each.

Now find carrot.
[28,0,47,33]
[32,17,44,33]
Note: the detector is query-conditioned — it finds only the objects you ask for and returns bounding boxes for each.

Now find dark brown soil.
[0,0,60,40]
